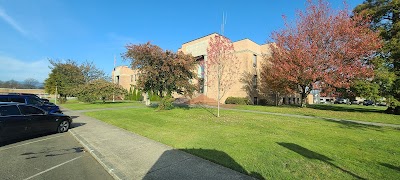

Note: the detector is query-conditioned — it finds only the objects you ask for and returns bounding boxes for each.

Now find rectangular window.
[253,54,257,67]
[253,75,257,88]
[0,105,21,116]
[131,75,134,82]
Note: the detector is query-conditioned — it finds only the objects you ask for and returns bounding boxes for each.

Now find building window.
[253,75,257,88]
[253,54,257,68]
[199,78,204,93]
[131,75,134,82]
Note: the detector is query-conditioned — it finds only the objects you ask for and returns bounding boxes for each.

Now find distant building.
[111,66,138,90]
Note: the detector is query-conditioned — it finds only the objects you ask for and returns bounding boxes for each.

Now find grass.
[232,104,400,125]
[85,106,400,179]
[60,100,144,110]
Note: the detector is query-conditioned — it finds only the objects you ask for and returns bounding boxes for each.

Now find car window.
[0,97,9,102]
[19,105,45,115]
[27,97,42,105]
[10,97,26,103]
[0,105,22,116]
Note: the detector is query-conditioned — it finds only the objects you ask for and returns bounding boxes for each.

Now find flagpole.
[113,55,116,102]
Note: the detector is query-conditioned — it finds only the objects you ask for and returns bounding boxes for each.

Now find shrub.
[158,96,174,110]
[225,97,249,105]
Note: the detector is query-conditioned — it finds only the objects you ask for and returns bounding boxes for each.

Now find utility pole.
[55,85,57,105]
[113,55,116,102]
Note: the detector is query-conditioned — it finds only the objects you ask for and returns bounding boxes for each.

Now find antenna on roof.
[221,12,227,35]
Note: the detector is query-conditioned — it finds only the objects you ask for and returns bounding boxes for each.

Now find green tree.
[80,61,106,83]
[75,79,127,103]
[44,59,85,103]
[354,0,400,105]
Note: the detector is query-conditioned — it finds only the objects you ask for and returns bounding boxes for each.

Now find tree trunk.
[300,86,307,107]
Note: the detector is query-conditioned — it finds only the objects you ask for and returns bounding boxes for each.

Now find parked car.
[8,93,51,103]
[376,102,387,106]
[363,100,374,106]
[0,103,72,142]
[0,95,61,113]
[334,98,348,104]
[350,100,361,105]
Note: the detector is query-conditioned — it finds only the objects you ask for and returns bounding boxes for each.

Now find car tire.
[57,120,70,133]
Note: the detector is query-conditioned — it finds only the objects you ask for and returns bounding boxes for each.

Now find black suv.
[0,103,72,142]
[0,95,61,113]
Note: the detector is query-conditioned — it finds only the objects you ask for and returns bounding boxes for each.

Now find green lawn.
[85,106,400,179]
[232,104,400,125]
[61,101,144,110]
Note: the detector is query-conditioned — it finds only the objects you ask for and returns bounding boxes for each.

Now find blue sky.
[0,0,363,82]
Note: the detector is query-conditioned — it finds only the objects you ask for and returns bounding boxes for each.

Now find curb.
[69,129,126,180]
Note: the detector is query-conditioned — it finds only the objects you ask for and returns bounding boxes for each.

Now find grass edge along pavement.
[84,106,400,180]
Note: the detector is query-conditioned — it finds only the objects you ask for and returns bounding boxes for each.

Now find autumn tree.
[262,0,382,107]
[123,42,198,108]
[206,35,240,117]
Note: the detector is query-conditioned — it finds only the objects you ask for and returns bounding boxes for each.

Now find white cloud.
[0,55,50,82]
[0,6,29,36]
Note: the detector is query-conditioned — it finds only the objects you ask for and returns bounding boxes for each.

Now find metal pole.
[55,85,57,105]
[113,55,116,102]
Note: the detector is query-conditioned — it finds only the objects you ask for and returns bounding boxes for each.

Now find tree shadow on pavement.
[142,148,262,180]
[277,142,365,180]
[21,146,85,159]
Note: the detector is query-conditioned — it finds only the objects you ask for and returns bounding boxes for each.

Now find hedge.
[225,97,250,105]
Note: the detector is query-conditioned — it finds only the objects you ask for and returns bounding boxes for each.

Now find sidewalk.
[63,108,254,180]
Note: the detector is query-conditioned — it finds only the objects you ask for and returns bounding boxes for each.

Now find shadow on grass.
[379,162,400,172]
[194,103,218,117]
[320,118,383,131]
[308,104,385,113]
[277,142,365,180]
[143,148,263,179]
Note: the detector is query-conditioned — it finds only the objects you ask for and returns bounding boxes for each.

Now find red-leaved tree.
[262,0,382,107]
[207,35,240,117]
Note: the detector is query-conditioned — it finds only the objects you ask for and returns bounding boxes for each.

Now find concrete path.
[192,104,400,128]
[63,108,254,180]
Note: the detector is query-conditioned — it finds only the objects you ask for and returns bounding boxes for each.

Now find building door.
[254,97,258,105]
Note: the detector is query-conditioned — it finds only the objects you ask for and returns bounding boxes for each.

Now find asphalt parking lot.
[0,132,113,180]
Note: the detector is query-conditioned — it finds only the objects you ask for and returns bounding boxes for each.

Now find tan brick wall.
[112,66,138,91]
[180,34,272,104]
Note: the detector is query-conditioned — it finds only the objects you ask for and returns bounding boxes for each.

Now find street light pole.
[55,85,57,105]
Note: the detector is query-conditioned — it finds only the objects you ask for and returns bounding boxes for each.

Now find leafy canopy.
[261,0,382,106]
[123,42,198,98]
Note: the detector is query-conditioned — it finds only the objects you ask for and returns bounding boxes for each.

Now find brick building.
[113,33,313,105]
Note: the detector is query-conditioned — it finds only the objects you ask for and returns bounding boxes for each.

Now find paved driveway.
[0,132,113,180]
